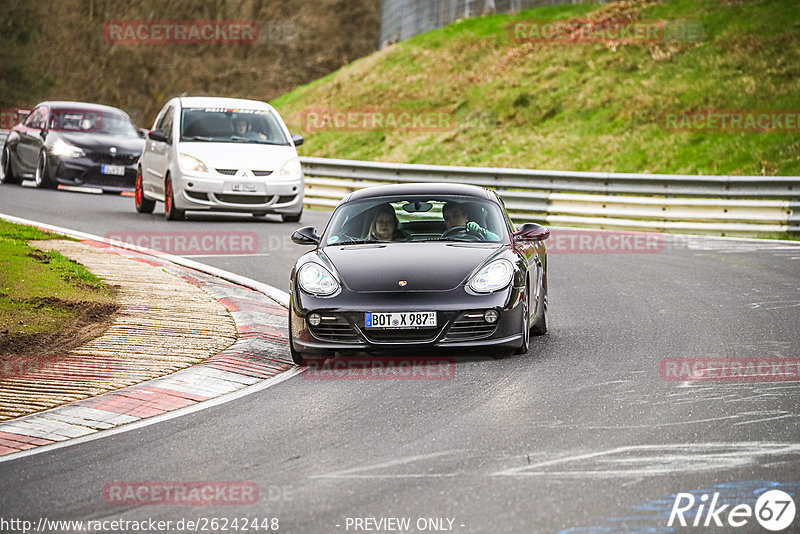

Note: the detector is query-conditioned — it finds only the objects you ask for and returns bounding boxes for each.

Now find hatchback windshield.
[49,108,139,138]
[180,107,290,145]
[322,196,509,245]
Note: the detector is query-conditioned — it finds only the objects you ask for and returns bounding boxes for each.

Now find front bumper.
[173,171,304,214]
[290,286,525,355]
[50,155,137,192]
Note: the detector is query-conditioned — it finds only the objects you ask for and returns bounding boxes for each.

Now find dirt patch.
[0,299,119,359]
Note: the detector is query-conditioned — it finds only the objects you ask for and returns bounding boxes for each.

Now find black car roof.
[346,183,493,202]
[36,101,128,114]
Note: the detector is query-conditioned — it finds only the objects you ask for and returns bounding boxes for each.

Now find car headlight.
[297,262,339,296]
[179,153,208,173]
[279,157,301,176]
[469,259,514,293]
[50,139,85,158]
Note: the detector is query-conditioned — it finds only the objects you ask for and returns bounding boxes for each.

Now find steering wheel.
[441,225,481,241]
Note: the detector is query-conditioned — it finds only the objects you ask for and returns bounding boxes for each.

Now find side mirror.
[148,129,168,142]
[291,134,304,147]
[512,223,549,242]
[291,226,320,246]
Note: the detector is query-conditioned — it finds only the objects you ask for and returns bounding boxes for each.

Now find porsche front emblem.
[398,281,408,287]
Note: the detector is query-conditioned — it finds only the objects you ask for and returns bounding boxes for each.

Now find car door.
[16,107,48,171]
[142,104,174,200]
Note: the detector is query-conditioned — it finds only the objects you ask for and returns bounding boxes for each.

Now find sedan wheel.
[134,168,155,214]
[34,152,56,189]
[0,146,22,185]
[164,176,185,221]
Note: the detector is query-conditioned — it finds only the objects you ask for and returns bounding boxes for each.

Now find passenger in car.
[368,205,410,242]
[442,202,500,240]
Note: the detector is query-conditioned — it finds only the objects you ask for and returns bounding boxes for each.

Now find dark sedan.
[0,101,144,192]
[289,183,549,365]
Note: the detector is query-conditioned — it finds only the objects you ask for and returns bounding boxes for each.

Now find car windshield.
[49,108,139,137]
[322,195,509,245]
[179,107,290,145]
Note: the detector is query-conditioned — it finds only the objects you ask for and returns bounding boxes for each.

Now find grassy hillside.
[274,0,800,176]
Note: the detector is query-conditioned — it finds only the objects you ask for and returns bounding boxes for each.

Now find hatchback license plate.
[101,164,125,176]
[365,312,436,329]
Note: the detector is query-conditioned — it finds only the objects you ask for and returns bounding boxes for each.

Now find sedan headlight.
[297,262,339,296]
[50,139,85,158]
[469,259,514,293]
[279,157,301,176]
[179,153,208,173]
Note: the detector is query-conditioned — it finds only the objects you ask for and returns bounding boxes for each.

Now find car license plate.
[365,312,436,329]
[101,164,125,176]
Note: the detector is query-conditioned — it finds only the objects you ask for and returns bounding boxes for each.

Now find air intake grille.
[309,315,360,343]
[215,168,237,175]
[443,312,497,341]
[214,194,269,205]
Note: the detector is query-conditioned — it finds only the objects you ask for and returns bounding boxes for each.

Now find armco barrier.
[299,156,800,235]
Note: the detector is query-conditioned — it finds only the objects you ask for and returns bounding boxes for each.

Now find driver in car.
[442,202,499,240]
[232,116,267,141]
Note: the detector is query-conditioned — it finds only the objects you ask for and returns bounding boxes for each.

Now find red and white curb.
[0,215,298,461]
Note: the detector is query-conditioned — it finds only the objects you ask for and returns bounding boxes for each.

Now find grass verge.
[0,220,117,357]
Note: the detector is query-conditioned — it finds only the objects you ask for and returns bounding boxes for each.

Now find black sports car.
[289,183,549,365]
[0,101,144,192]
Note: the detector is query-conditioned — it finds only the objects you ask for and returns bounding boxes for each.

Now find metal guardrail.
[299,156,800,235]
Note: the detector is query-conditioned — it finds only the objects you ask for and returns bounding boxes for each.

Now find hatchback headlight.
[280,157,301,176]
[50,139,85,158]
[179,153,208,173]
[469,259,514,293]
[298,262,339,296]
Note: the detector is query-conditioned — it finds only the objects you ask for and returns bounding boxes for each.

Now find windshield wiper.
[182,136,217,142]
[332,239,383,246]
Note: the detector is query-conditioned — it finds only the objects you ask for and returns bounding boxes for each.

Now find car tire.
[164,175,185,221]
[0,146,22,185]
[514,287,531,355]
[289,313,311,366]
[282,209,302,223]
[34,151,56,189]
[135,167,155,214]
[530,287,548,336]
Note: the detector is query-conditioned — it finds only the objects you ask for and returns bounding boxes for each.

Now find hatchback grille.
[214,194,269,205]
[253,170,273,177]
[309,316,360,343]
[216,168,237,175]
[443,312,497,341]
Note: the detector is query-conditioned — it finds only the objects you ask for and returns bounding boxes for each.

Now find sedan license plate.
[101,164,125,176]
[365,312,436,329]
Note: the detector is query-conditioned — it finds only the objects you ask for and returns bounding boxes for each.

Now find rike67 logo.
[668,489,796,531]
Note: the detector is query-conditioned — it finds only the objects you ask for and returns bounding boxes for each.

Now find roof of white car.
[178,96,273,110]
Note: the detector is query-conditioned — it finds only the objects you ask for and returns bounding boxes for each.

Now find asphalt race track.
[1,185,799,533]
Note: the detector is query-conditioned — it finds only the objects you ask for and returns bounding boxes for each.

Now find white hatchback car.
[136,96,304,221]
